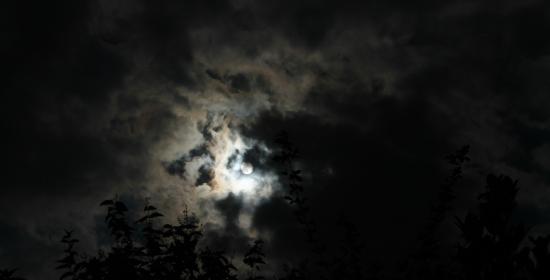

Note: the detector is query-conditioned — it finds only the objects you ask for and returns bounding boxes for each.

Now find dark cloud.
[195,164,215,186]
[252,196,311,261]
[227,73,251,93]
[242,145,269,170]
[3,0,550,278]
[163,143,213,178]
[242,92,458,259]
[206,69,223,82]
[201,194,251,255]
[205,69,273,95]
[164,157,187,178]
[0,222,59,280]
[2,0,132,202]
[215,193,243,233]
[226,149,241,169]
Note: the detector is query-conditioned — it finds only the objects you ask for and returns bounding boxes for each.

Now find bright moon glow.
[190,118,280,239]
[231,176,257,194]
[194,117,275,205]
[240,162,254,175]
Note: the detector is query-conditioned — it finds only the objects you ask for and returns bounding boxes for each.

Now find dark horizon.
[2,1,550,279]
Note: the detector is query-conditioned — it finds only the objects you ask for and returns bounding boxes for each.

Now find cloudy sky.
[3,0,550,279]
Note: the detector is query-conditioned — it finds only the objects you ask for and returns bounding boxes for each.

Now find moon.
[240,162,254,175]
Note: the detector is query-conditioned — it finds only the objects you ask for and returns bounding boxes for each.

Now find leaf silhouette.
[100,200,113,206]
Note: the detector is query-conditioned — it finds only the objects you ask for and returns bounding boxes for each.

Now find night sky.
[3,1,550,279]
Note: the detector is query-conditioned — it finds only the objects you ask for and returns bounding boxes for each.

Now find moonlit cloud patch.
[162,111,278,234]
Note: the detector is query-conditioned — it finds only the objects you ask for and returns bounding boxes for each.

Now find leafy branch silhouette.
[51,197,245,280]
[3,137,550,280]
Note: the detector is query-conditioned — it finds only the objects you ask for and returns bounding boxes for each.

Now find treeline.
[2,135,550,280]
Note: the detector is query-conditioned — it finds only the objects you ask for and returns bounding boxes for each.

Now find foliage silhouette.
[403,145,471,280]
[455,174,550,280]
[273,131,329,279]
[3,137,550,280]
[529,235,550,279]
[52,197,243,280]
[243,240,266,280]
[330,215,365,280]
[419,145,470,258]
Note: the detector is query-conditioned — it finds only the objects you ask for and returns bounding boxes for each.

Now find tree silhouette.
[54,197,242,280]
[419,145,470,259]
[403,145,470,280]
[5,137,550,280]
[455,174,550,280]
[273,131,328,279]
[243,239,266,280]
[529,235,550,279]
[330,215,365,280]
[273,132,371,280]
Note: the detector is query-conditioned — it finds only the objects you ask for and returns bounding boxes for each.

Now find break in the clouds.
[3,0,550,279]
